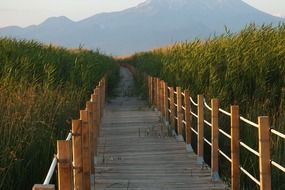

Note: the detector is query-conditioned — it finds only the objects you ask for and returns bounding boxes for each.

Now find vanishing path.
[95,67,227,189]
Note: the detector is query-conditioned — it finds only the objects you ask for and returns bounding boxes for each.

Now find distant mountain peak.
[144,0,236,4]
[137,0,238,10]
[41,16,74,25]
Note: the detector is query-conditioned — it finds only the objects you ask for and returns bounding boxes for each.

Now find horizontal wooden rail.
[33,76,107,190]
[146,75,285,190]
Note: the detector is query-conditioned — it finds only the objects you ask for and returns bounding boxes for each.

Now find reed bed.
[0,38,119,190]
[126,24,285,189]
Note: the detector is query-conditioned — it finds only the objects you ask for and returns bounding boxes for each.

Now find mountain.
[0,0,284,55]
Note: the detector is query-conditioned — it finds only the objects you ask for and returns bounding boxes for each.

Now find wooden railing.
[32,76,106,190]
[147,75,285,190]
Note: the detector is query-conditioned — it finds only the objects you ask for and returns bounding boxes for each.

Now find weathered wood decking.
[95,68,228,190]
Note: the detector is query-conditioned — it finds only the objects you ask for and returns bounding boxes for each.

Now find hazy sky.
[0,0,285,27]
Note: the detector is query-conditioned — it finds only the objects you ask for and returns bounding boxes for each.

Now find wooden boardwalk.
[95,68,228,190]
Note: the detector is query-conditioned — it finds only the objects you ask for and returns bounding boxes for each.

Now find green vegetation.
[0,38,119,190]
[125,24,285,189]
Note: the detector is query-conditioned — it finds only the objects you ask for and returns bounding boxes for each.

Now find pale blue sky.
[0,0,284,27]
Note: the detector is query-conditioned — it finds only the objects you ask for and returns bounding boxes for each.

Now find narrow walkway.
[95,68,227,190]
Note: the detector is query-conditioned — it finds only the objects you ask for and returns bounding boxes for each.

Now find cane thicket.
[127,24,285,190]
[0,38,119,190]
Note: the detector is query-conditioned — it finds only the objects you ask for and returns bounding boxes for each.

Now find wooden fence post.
[211,99,219,181]
[169,87,175,131]
[32,185,55,190]
[147,76,151,104]
[160,81,164,114]
[86,102,95,174]
[80,110,91,190]
[176,87,183,139]
[99,81,104,118]
[197,95,204,164]
[95,87,100,121]
[57,140,72,190]
[156,78,160,110]
[103,78,106,107]
[101,80,105,114]
[91,94,98,157]
[72,120,83,190]
[164,82,169,123]
[184,90,193,152]
[231,105,240,190]
[153,78,157,106]
[95,88,101,136]
[150,76,153,105]
[258,116,271,190]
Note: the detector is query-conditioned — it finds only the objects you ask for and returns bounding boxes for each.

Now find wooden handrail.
[32,76,106,190]
[146,75,285,190]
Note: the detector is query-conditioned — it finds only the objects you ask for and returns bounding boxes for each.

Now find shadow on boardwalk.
[95,67,228,190]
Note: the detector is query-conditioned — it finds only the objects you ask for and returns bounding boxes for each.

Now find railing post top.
[211,99,219,110]
[80,110,88,120]
[258,116,270,129]
[72,119,81,125]
[57,140,71,156]
[57,139,69,145]
[91,94,96,101]
[231,105,239,110]
[197,94,204,102]
[258,116,269,121]
[86,101,93,108]
[211,98,219,102]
